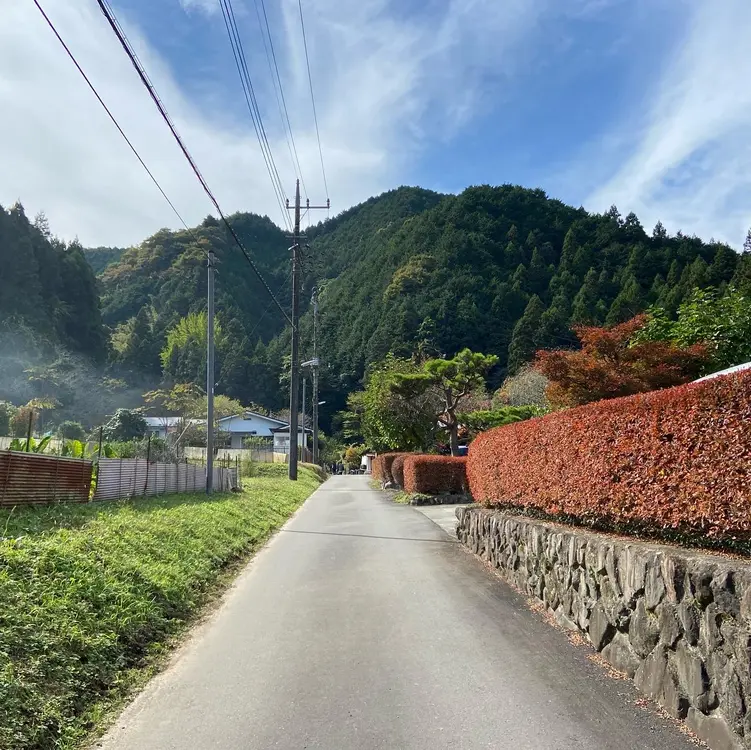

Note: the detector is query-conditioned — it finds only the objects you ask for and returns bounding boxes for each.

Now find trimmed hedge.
[468,369,751,537]
[403,455,468,495]
[391,454,408,489]
[373,452,406,484]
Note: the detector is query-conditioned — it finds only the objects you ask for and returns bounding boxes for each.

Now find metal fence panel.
[0,451,92,507]
[93,459,238,501]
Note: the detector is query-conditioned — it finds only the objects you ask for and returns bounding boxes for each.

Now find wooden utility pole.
[286,181,329,480]
[312,286,320,465]
[206,249,215,493]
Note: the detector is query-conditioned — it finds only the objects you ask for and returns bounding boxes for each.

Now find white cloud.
[0,0,551,247]
[179,0,219,14]
[178,0,219,15]
[585,0,751,247]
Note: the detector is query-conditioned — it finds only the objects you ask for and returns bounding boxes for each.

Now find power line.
[218,0,291,232]
[245,268,293,343]
[298,0,329,201]
[254,0,308,199]
[95,0,292,326]
[32,0,194,238]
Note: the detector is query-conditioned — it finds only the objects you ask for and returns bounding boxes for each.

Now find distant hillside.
[305,185,744,418]
[0,203,106,360]
[2,185,747,430]
[83,246,125,274]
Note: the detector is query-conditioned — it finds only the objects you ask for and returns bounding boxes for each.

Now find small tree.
[392,349,499,455]
[102,408,148,441]
[0,401,15,436]
[57,420,86,441]
[535,316,708,409]
[345,355,440,452]
[494,365,549,409]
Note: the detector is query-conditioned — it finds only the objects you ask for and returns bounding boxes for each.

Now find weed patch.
[0,466,321,749]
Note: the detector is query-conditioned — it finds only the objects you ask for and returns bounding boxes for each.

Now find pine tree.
[536,294,572,349]
[527,247,551,294]
[652,221,668,240]
[605,205,623,226]
[507,295,545,373]
[709,244,739,285]
[606,276,643,326]
[744,229,751,255]
[571,269,600,324]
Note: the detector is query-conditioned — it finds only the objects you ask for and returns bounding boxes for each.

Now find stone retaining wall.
[456,506,751,750]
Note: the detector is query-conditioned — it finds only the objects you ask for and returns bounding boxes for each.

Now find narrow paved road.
[99,476,696,750]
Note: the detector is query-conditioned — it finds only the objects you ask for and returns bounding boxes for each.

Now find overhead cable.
[96,0,292,325]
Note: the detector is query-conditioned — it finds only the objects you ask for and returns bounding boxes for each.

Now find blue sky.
[1,0,750,248]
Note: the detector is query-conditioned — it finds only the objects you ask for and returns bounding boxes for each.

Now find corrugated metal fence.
[93,458,238,501]
[0,451,93,507]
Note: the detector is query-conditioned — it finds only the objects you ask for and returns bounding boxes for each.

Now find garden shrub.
[467,369,751,537]
[403,455,468,495]
[372,455,384,481]
[391,454,408,489]
[373,452,407,484]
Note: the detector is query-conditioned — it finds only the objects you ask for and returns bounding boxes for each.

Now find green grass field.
[0,463,322,750]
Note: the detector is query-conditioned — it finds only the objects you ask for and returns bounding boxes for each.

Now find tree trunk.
[449,421,460,456]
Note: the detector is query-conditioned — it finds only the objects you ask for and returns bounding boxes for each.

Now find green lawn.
[0,463,322,750]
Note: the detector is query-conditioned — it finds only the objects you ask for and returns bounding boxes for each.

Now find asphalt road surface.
[98,475,697,750]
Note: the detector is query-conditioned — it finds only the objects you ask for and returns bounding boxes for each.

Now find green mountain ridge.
[2,185,748,430]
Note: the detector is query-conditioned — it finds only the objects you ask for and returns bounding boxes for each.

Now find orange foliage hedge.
[372,453,406,484]
[404,455,468,495]
[467,370,751,536]
[391,454,408,489]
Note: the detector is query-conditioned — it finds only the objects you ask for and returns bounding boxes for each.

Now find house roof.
[144,416,184,428]
[694,362,751,382]
[217,411,288,426]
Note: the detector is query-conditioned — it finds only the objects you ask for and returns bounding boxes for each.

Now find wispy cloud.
[178,0,219,16]
[585,0,751,246]
[0,0,550,246]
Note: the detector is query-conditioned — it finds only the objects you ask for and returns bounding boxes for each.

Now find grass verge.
[0,463,322,750]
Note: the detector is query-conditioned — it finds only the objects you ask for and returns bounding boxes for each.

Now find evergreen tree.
[709,244,738,286]
[536,294,572,349]
[507,295,545,373]
[652,221,668,240]
[570,269,600,324]
[606,276,643,326]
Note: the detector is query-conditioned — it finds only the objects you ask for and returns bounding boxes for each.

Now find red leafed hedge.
[372,453,406,484]
[391,455,408,489]
[467,369,751,536]
[404,455,468,495]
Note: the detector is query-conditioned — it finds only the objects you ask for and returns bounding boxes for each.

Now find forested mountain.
[0,203,106,360]
[305,185,745,418]
[82,246,125,274]
[2,185,747,430]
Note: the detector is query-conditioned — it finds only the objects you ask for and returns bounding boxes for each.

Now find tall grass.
[0,464,321,749]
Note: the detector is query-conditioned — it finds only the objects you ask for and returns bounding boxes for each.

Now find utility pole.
[206,249,215,494]
[312,286,320,465]
[286,180,329,480]
[301,375,307,461]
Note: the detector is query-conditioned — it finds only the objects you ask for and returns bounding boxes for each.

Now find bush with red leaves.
[535,315,708,409]
[404,455,468,495]
[372,455,385,481]
[391,454,408,489]
[467,369,751,537]
[373,452,407,484]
